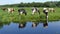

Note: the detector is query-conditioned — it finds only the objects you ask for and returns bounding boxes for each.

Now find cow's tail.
[18,9,20,15]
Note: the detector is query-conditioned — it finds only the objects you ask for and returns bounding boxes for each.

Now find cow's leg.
[37,10,40,14]
[8,11,10,13]
[18,10,20,15]
[45,12,48,18]
[50,10,51,12]
[12,11,13,14]
[20,12,23,15]
[32,12,34,15]
[24,12,27,15]
[32,10,35,15]
[53,10,55,12]
[18,12,20,15]
[8,9,11,14]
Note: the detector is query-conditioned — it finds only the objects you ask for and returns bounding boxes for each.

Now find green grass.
[0,7,60,22]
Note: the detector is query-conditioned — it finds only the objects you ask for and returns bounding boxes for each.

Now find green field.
[0,7,60,23]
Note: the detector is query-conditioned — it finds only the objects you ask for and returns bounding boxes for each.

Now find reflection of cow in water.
[32,22,39,28]
[19,22,26,28]
[32,7,40,15]
[43,22,48,28]
[43,18,48,28]
[8,8,14,13]
[18,8,27,15]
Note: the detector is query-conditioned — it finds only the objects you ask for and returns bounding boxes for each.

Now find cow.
[43,8,48,18]
[32,7,40,15]
[1,8,7,11]
[18,8,27,15]
[8,8,14,13]
[48,8,55,12]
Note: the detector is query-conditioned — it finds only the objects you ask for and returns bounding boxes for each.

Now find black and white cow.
[18,8,27,15]
[32,7,40,15]
[43,8,48,18]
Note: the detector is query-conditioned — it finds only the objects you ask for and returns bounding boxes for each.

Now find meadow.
[0,7,60,23]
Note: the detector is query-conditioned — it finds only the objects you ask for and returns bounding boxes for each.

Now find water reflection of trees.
[0,23,3,29]
[0,22,10,29]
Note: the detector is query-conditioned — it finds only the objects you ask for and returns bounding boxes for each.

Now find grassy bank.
[0,7,60,22]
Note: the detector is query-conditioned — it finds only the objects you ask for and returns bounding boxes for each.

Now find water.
[0,21,60,34]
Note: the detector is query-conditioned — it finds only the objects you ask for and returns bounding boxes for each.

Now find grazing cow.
[8,8,14,13]
[48,8,55,12]
[43,8,48,18]
[32,7,40,15]
[2,8,7,11]
[18,8,27,15]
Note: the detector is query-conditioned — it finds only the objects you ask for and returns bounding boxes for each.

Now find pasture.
[0,7,60,23]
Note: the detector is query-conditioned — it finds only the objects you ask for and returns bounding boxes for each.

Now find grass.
[0,7,60,23]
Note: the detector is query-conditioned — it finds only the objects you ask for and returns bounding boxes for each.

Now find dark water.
[0,21,60,34]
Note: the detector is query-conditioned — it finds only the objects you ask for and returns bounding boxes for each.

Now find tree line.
[0,1,60,7]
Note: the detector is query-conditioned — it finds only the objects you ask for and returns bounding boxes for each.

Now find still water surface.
[0,21,60,34]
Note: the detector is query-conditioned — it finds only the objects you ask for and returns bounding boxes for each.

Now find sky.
[0,0,60,5]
